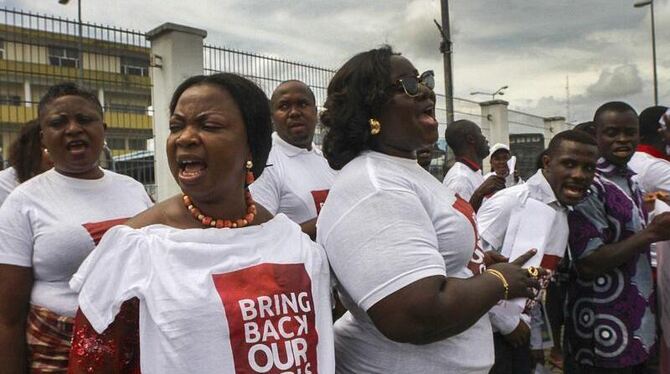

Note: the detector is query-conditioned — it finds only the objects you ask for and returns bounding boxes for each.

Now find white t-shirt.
[0,169,153,317]
[477,170,568,334]
[483,171,524,188]
[0,167,19,206]
[629,151,670,268]
[629,151,670,194]
[317,151,493,374]
[72,214,334,374]
[443,160,485,201]
[250,133,337,224]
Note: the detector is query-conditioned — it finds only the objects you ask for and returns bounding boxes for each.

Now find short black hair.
[546,129,597,157]
[444,120,479,155]
[320,45,397,170]
[38,82,102,119]
[593,101,637,126]
[535,149,548,171]
[169,73,272,178]
[573,121,596,139]
[8,119,44,183]
[270,80,316,107]
[638,105,667,143]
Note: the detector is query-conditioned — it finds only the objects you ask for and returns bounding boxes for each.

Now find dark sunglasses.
[390,70,435,97]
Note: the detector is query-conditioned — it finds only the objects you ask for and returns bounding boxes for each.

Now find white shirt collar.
[272,132,317,158]
[526,169,560,207]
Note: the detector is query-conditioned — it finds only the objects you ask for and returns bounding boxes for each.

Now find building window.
[0,95,21,106]
[106,137,126,150]
[48,46,80,68]
[121,56,149,77]
[128,138,146,150]
[0,39,5,59]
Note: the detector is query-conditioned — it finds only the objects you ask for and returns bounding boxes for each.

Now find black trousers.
[489,332,532,374]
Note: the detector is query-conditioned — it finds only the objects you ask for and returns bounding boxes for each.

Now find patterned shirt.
[566,158,655,368]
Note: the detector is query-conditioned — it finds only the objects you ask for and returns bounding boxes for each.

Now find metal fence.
[1,7,561,191]
[0,7,154,194]
[203,44,336,145]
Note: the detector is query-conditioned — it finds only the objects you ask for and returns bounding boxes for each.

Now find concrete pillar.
[24,81,32,107]
[146,23,207,202]
[480,100,509,170]
[480,100,510,146]
[97,88,105,111]
[2,132,12,163]
[543,116,567,148]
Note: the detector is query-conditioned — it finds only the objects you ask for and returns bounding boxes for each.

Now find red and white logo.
[310,190,329,216]
[213,263,319,374]
[452,196,486,275]
[82,218,128,244]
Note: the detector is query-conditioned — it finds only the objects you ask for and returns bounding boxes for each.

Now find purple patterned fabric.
[566,158,655,368]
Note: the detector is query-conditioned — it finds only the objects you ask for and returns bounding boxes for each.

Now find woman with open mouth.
[68,73,334,373]
[316,46,543,373]
[0,82,153,372]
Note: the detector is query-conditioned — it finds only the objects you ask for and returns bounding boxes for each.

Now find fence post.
[543,116,566,148]
[146,23,207,202]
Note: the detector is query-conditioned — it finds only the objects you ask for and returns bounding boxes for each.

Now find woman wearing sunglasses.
[316,46,541,373]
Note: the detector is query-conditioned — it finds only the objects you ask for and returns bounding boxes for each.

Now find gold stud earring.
[245,160,255,186]
[369,118,381,135]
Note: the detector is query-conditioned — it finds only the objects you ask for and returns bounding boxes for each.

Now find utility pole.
[634,0,658,105]
[58,0,84,84]
[435,0,453,125]
[77,0,83,84]
[566,75,571,124]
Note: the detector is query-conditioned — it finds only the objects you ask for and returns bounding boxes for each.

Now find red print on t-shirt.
[452,197,486,275]
[213,263,319,374]
[82,218,128,244]
[310,190,329,215]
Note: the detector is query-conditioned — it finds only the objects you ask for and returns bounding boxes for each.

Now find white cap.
[489,143,510,156]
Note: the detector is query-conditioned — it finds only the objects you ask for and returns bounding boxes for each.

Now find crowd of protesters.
[0,45,669,374]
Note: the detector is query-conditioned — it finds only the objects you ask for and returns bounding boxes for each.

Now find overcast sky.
[8,0,670,123]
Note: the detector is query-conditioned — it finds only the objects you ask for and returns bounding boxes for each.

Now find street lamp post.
[470,85,509,100]
[58,0,84,84]
[634,0,658,106]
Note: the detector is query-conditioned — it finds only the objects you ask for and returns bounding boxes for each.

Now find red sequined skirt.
[68,298,141,373]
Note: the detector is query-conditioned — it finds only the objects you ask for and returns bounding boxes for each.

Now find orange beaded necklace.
[183,193,257,228]
[182,161,257,228]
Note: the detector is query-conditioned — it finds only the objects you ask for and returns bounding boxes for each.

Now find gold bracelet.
[485,269,509,300]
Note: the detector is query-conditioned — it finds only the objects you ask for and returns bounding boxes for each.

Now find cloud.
[388,0,443,60]
[8,0,670,121]
[586,64,643,98]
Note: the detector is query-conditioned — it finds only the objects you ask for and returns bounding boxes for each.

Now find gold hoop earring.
[369,118,381,135]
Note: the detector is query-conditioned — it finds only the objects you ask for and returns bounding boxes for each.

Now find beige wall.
[83,52,120,73]
[5,42,48,64]
[4,42,122,74]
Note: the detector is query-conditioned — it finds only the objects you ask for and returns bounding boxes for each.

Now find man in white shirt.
[484,143,523,187]
[629,105,670,194]
[477,130,599,374]
[627,106,670,281]
[443,120,505,211]
[250,80,336,238]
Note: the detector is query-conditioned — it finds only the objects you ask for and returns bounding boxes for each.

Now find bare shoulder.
[254,203,274,225]
[126,195,183,229]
